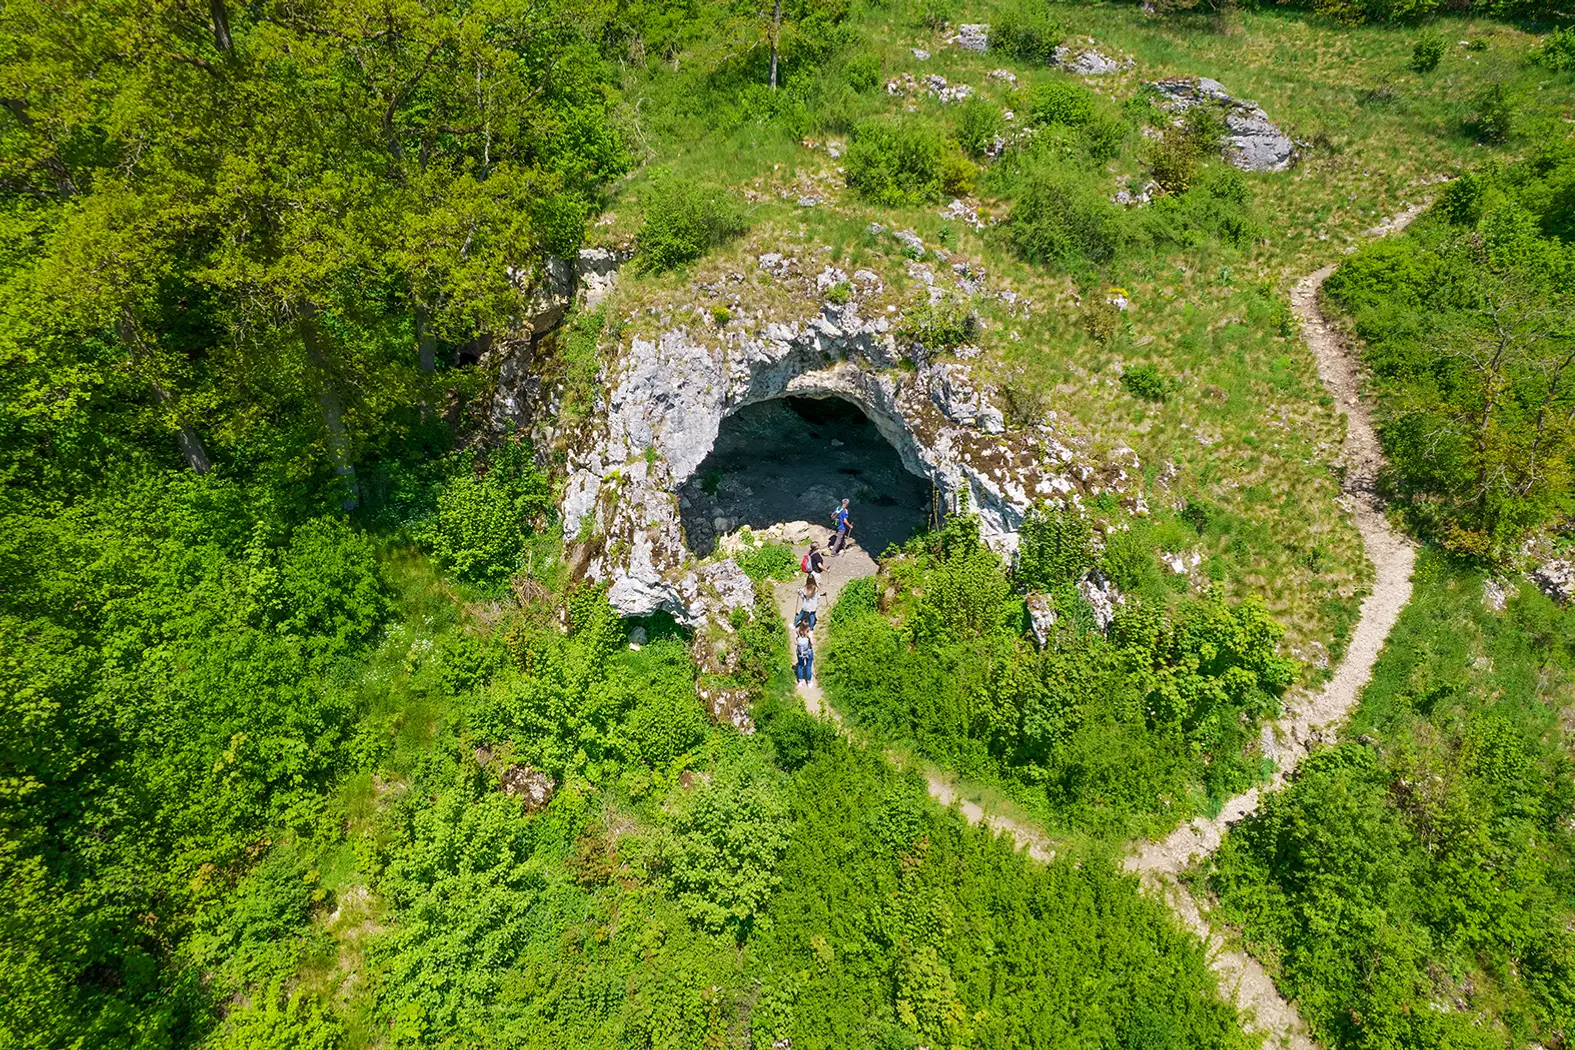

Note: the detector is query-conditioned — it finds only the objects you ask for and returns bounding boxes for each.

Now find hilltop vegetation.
[2,0,1574,1047]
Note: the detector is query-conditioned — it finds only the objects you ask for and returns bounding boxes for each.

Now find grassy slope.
[1205,551,1575,1049]
[588,3,1562,668]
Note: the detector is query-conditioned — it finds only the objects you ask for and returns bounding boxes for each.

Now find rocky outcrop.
[1532,558,1574,603]
[1153,77,1295,173]
[499,764,556,813]
[1053,44,1119,75]
[559,284,1139,619]
[948,23,989,52]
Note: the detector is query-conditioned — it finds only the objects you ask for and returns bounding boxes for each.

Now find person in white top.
[794,622,815,684]
[796,577,820,629]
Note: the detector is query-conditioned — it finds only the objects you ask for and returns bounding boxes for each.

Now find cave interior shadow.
[677,396,933,558]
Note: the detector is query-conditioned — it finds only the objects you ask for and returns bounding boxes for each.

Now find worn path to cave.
[767,205,1427,1049]
[773,529,1059,862]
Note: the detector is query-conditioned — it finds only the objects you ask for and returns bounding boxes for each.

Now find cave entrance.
[679,396,934,558]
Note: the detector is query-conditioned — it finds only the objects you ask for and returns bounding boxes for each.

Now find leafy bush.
[955,97,1003,158]
[1024,80,1096,128]
[664,762,791,939]
[915,0,955,29]
[734,541,798,582]
[1121,363,1172,402]
[1017,504,1095,592]
[1410,32,1444,73]
[842,51,882,92]
[1146,133,1200,194]
[897,293,977,349]
[1082,115,1128,161]
[1323,153,1575,552]
[844,117,945,206]
[1468,81,1518,144]
[991,4,1064,64]
[1530,26,1575,72]
[424,440,552,584]
[1008,169,1124,271]
[635,178,749,272]
[939,142,978,197]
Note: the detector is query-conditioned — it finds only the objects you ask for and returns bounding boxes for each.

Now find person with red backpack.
[800,541,825,583]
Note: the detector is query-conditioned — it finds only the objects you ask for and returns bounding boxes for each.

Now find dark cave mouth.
[678,396,933,558]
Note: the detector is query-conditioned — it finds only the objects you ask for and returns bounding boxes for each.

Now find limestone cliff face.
[497,251,1142,623]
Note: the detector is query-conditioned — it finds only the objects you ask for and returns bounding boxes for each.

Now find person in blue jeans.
[829,498,852,554]
[794,623,815,684]
[796,577,820,629]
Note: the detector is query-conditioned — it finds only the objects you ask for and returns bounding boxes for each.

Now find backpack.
[796,634,814,658]
[800,552,811,572]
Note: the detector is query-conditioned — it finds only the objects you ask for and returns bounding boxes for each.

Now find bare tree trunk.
[117,313,213,474]
[769,0,782,89]
[3,98,77,198]
[300,303,360,511]
[210,0,233,52]
[415,301,437,374]
[151,383,214,474]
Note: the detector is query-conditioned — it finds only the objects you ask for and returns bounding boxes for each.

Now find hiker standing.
[796,577,820,629]
[794,622,815,684]
[829,498,852,554]
[801,541,826,583]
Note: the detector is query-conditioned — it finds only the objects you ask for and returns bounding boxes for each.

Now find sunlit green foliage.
[1210,551,1575,1050]
[823,516,1297,836]
[1324,145,1575,558]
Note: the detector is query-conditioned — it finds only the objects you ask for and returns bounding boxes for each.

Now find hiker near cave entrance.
[800,541,826,583]
[794,622,815,684]
[830,498,852,554]
[796,577,820,629]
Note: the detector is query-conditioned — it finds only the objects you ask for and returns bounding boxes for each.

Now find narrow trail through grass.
[1120,204,1427,1049]
[774,200,1427,1043]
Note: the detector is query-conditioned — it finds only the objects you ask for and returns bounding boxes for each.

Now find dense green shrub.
[1024,80,1097,128]
[664,760,791,939]
[1410,32,1444,73]
[844,117,946,206]
[1122,363,1171,401]
[734,541,798,582]
[635,178,749,272]
[841,51,882,92]
[823,516,1298,835]
[1008,169,1124,271]
[991,4,1064,64]
[423,440,552,584]
[1530,26,1575,71]
[955,97,1004,157]
[1468,81,1518,144]
[1016,504,1095,591]
[1323,152,1575,554]
[897,293,977,349]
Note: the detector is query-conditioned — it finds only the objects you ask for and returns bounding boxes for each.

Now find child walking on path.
[794,623,815,685]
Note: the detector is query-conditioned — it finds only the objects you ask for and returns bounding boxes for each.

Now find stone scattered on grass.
[911,47,930,60]
[1152,77,1295,173]
[948,23,989,52]
[1053,44,1119,75]
[1532,558,1574,603]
